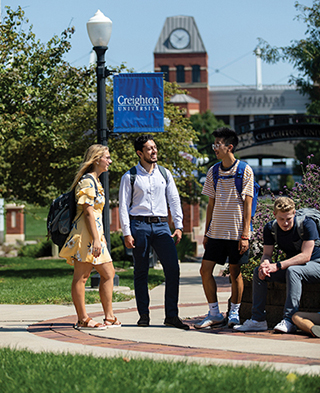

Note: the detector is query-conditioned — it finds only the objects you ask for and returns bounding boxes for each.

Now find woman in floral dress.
[60,144,121,329]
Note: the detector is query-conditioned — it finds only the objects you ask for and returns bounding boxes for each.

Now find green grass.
[0,257,164,304]
[0,348,319,393]
[116,266,165,290]
[24,205,48,241]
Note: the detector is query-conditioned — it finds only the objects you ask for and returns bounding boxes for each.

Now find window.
[176,65,185,83]
[160,66,169,82]
[235,116,250,127]
[192,65,201,83]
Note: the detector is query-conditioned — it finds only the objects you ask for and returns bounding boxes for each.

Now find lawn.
[24,205,48,241]
[0,257,165,304]
[0,348,319,393]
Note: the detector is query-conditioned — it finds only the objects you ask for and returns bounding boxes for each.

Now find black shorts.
[203,238,249,266]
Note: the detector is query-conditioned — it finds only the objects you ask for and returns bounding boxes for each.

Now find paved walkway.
[1,262,320,375]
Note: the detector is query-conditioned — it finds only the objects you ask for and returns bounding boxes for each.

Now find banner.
[113,73,164,133]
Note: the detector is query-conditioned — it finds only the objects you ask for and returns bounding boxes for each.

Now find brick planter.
[239,279,320,328]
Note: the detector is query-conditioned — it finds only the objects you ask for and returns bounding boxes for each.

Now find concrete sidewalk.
[1,262,320,375]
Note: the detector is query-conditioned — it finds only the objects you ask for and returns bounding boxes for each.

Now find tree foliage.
[257,1,320,164]
[257,0,320,114]
[0,6,97,205]
[189,110,226,169]
[0,7,200,206]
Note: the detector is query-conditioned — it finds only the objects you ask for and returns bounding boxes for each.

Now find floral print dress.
[59,176,112,266]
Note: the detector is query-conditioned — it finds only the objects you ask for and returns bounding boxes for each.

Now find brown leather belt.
[129,215,168,224]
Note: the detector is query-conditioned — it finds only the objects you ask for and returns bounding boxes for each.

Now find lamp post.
[87,10,112,252]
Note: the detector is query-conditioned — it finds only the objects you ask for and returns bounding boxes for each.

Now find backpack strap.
[212,160,244,195]
[82,173,98,199]
[129,166,137,208]
[295,215,305,240]
[234,161,246,197]
[270,219,278,243]
[129,165,168,208]
[158,165,168,183]
[212,162,221,190]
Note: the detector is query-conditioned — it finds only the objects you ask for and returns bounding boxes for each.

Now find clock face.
[169,28,190,49]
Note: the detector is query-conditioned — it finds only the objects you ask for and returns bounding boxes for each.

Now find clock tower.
[154,16,209,114]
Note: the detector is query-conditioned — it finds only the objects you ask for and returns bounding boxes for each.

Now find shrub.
[18,239,52,258]
[176,234,196,261]
[110,232,127,262]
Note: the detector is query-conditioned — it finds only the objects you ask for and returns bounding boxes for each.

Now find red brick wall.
[110,206,121,232]
[154,52,209,113]
[6,206,24,234]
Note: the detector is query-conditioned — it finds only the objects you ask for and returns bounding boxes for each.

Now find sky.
[2,0,314,87]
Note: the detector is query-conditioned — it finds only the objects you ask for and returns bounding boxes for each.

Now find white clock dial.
[169,29,190,49]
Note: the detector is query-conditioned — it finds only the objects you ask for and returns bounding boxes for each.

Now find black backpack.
[47,174,98,248]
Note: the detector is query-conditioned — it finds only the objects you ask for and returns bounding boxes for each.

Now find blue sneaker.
[228,310,240,327]
[194,313,225,329]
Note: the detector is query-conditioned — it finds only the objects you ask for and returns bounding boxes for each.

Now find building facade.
[154,16,209,114]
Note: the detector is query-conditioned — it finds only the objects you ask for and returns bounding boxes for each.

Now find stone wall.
[239,280,320,328]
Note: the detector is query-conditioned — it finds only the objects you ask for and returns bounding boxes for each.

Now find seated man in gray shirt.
[234,197,320,333]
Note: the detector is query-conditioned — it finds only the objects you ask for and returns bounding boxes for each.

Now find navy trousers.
[130,219,180,318]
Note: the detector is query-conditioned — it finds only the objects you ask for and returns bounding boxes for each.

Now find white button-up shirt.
[119,162,183,237]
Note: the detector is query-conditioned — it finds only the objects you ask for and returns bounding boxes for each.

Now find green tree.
[0,7,200,206]
[0,6,97,205]
[190,110,226,168]
[257,0,320,163]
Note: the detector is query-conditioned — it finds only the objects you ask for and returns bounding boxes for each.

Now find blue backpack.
[212,160,260,227]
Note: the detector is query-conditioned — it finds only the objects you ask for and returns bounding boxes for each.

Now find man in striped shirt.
[195,127,254,329]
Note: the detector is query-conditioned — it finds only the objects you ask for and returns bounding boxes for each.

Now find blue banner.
[113,73,164,133]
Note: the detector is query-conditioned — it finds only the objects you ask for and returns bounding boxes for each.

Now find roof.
[154,16,206,54]
[209,84,298,91]
[170,94,200,103]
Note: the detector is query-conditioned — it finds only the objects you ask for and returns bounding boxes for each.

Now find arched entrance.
[235,115,320,190]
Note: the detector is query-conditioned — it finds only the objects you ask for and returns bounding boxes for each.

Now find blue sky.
[2,0,314,86]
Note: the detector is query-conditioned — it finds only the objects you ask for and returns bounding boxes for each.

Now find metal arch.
[236,115,320,151]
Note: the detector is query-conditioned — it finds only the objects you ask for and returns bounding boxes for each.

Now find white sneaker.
[194,313,225,329]
[228,310,240,327]
[274,319,297,334]
[233,318,268,332]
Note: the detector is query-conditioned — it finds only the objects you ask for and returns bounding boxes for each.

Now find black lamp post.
[87,10,112,252]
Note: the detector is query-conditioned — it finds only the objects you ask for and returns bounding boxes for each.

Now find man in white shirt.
[119,134,189,330]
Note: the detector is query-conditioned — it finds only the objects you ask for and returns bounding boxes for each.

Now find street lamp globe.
[86,10,112,47]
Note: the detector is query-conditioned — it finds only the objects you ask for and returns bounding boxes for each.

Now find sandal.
[76,317,106,330]
[104,316,121,328]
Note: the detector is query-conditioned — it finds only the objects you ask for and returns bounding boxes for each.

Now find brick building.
[154,16,209,115]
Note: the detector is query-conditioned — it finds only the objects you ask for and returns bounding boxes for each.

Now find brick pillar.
[6,204,25,243]
[110,206,121,232]
[182,201,192,233]
[193,201,200,227]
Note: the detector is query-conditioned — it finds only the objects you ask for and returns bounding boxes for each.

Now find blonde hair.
[273,197,295,214]
[71,144,109,190]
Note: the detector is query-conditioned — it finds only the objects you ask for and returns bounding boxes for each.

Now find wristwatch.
[276,261,282,270]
